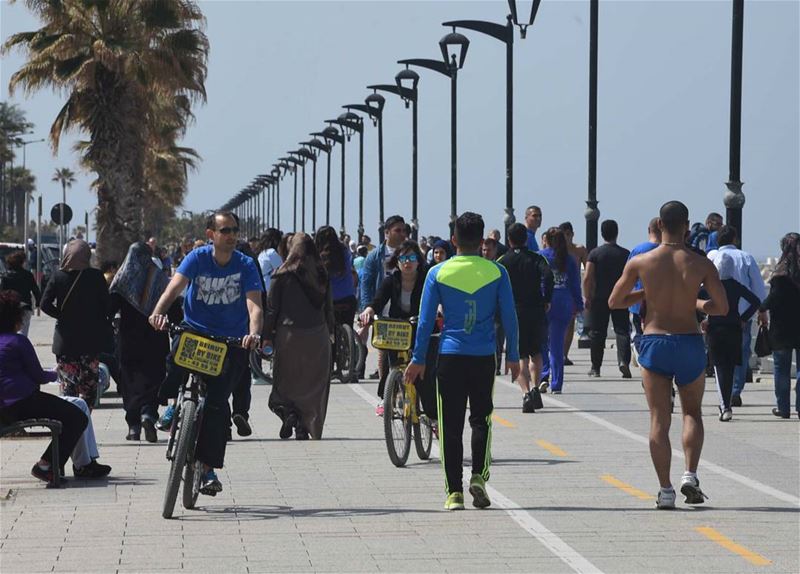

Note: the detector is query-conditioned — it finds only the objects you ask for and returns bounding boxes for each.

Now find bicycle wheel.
[162,399,196,519]
[249,348,273,384]
[181,404,203,510]
[383,369,411,467]
[413,391,433,460]
[336,324,358,383]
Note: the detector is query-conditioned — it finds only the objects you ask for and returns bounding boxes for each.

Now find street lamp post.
[725,0,745,246]
[368,66,420,238]
[585,0,600,252]
[290,150,311,231]
[400,28,469,235]
[345,92,386,238]
[19,138,45,250]
[311,130,339,227]
[327,116,363,238]
[304,138,332,231]
[444,0,541,238]
[281,156,303,231]
[297,148,318,231]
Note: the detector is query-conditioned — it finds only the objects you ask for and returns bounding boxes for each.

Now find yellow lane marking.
[695,527,771,566]
[600,474,655,500]
[491,414,515,428]
[535,439,568,457]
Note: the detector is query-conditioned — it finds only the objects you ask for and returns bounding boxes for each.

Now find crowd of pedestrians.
[0,202,797,512]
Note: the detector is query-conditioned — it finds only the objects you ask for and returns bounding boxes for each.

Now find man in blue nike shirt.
[405,212,520,511]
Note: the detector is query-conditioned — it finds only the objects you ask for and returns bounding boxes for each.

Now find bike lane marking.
[599,474,654,501]
[491,414,516,428]
[536,439,569,457]
[496,379,800,507]
[694,527,772,566]
[345,382,604,574]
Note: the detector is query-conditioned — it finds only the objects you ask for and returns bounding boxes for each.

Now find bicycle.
[332,302,359,384]
[371,317,434,467]
[161,323,248,519]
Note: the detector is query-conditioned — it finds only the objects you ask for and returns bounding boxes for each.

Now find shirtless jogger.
[609,201,728,509]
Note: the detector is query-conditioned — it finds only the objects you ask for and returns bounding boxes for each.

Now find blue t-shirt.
[626,241,659,314]
[177,246,264,338]
[526,229,540,252]
[330,246,356,301]
[706,231,719,252]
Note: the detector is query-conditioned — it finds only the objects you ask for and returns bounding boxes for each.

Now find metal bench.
[0,418,63,488]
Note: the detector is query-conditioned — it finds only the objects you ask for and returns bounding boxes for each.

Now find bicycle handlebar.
[165,322,253,348]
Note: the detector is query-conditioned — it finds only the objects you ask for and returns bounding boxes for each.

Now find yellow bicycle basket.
[371,318,414,351]
[173,331,229,377]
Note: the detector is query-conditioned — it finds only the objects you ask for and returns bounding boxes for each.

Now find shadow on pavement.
[176,504,442,521]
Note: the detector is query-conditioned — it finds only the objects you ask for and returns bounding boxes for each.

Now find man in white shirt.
[707,226,766,405]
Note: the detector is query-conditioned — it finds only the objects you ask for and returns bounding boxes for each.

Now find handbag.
[754,324,771,357]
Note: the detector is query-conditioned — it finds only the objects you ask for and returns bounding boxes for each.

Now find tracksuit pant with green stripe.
[437,354,495,494]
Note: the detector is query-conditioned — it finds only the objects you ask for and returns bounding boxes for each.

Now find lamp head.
[395,66,419,108]
[439,28,469,71]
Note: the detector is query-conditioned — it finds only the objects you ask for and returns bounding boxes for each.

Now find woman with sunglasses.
[359,240,434,415]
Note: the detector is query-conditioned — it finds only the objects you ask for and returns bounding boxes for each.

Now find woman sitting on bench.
[0,290,110,483]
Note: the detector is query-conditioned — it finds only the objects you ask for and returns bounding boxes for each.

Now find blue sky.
[2,1,798,259]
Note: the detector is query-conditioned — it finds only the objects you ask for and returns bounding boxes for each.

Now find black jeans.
[192,347,249,469]
[231,361,251,419]
[588,304,631,371]
[436,354,495,494]
[0,391,87,469]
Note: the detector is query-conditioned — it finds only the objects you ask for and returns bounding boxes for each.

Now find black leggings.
[0,391,88,469]
[436,354,496,494]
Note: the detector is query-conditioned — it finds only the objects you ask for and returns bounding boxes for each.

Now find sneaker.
[295,427,310,441]
[444,492,465,511]
[538,380,549,393]
[141,416,158,443]
[680,474,708,505]
[126,426,141,441]
[469,475,491,509]
[587,369,600,378]
[232,413,252,437]
[656,488,676,509]
[522,392,536,413]
[375,403,384,417]
[155,405,175,431]
[551,389,562,395]
[563,357,574,366]
[731,394,742,407]
[619,364,632,379]
[73,460,111,479]
[368,370,380,380]
[199,469,223,496]
[31,463,66,485]
[719,409,733,422]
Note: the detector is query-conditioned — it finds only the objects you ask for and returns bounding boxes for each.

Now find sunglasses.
[398,254,418,264]
[216,226,240,235]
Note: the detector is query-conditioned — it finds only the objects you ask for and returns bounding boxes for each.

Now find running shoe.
[155,405,175,431]
[719,409,733,422]
[538,380,549,393]
[563,357,574,366]
[375,403,384,417]
[619,364,632,379]
[469,475,491,509]
[73,460,112,479]
[200,469,223,496]
[444,492,465,511]
[656,488,676,509]
[680,474,708,505]
[551,389,562,395]
[587,369,600,378]
[232,413,252,437]
[31,463,66,485]
[530,387,544,410]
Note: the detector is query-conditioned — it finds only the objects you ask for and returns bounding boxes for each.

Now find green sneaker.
[469,474,491,508]
[444,492,465,511]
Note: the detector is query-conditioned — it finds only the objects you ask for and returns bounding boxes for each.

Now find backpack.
[688,223,710,251]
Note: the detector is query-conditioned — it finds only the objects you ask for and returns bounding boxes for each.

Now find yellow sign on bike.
[174,332,228,377]
[371,318,413,351]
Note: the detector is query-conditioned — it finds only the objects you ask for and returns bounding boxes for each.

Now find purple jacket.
[0,333,58,408]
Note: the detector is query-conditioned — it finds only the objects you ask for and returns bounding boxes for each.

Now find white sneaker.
[680,474,708,505]
[719,409,732,422]
[656,488,676,509]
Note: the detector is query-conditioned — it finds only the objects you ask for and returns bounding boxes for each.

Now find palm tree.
[52,167,76,248]
[3,0,208,262]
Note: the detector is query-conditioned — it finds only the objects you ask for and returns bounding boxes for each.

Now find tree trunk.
[88,72,146,264]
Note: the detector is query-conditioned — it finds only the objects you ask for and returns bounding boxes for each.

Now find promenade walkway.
[1,315,798,573]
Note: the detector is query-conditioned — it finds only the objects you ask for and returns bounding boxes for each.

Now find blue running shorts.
[635,333,706,386]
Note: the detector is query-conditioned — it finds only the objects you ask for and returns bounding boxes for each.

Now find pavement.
[1,315,798,573]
